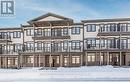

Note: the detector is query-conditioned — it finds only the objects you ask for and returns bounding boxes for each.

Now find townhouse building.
[0,13,130,68]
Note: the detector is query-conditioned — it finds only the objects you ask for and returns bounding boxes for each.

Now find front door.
[45,55,60,67]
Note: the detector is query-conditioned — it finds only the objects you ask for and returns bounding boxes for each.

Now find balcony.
[0,35,11,43]
[97,31,130,36]
[23,46,83,54]
[32,32,70,40]
[85,43,130,52]
[0,50,18,55]
[97,23,130,36]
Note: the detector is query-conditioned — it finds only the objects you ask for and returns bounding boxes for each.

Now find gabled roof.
[82,18,130,23]
[28,12,73,23]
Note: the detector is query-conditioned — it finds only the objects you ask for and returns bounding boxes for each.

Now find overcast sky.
[0,0,130,27]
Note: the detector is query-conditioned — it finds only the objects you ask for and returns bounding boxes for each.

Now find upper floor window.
[63,27,68,35]
[35,28,42,36]
[63,41,68,50]
[14,44,22,52]
[120,23,127,32]
[87,38,96,48]
[87,24,96,32]
[26,29,34,36]
[51,28,62,36]
[13,31,21,38]
[71,27,80,34]
[26,42,34,51]
[71,40,80,50]
[43,29,51,36]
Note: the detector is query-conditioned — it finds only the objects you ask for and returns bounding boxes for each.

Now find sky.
[0,0,130,27]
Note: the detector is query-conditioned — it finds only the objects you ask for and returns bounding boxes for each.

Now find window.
[71,41,80,50]
[64,56,68,66]
[108,24,116,32]
[15,44,22,52]
[87,24,96,32]
[87,38,96,48]
[36,42,42,50]
[26,29,34,36]
[87,53,95,62]
[120,23,127,32]
[0,32,10,39]
[26,42,34,51]
[43,29,51,36]
[13,31,21,38]
[8,58,11,65]
[71,27,80,34]
[56,56,60,64]
[127,24,130,31]
[51,28,62,36]
[63,27,68,35]
[63,41,68,50]
[99,24,105,32]
[15,58,18,65]
[72,56,80,64]
[36,28,42,36]
[27,56,33,63]
[100,39,105,47]
[44,43,51,52]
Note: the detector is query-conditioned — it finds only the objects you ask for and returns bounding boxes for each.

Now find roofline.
[72,23,83,25]
[21,24,32,27]
[0,27,21,30]
[28,12,73,24]
[81,18,130,23]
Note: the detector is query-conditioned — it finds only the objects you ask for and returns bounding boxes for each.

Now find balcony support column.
[99,52,101,66]
[32,23,35,68]
[60,54,63,67]
[49,54,52,67]
[33,55,35,67]
[80,54,83,66]
[39,54,40,67]
[86,52,88,66]
[120,51,122,66]
[6,41,8,54]
[99,35,101,66]
[119,34,122,66]
[5,57,7,68]
[0,56,1,68]
[107,52,109,65]
[20,55,23,67]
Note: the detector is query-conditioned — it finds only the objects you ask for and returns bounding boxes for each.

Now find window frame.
[71,40,80,50]
[87,38,96,47]
[71,27,80,34]
[63,41,68,50]
[63,27,68,35]
[26,28,34,36]
[86,24,96,32]
[13,31,21,38]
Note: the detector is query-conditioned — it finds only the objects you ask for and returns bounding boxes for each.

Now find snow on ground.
[0,65,130,82]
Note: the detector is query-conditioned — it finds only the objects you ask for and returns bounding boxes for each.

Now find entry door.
[110,53,119,66]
